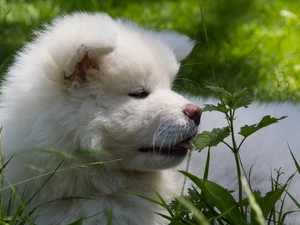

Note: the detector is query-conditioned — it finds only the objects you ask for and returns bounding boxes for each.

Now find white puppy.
[1,12,299,225]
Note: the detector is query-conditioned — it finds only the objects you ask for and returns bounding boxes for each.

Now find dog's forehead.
[102,35,180,91]
[101,56,174,92]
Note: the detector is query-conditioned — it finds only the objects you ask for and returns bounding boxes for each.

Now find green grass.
[0,0,300,101]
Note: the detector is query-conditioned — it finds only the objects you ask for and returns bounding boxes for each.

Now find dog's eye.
[128,89,149,99]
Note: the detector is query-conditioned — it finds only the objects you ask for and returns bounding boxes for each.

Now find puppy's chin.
[121,152,188,171]
[140,136,190,152]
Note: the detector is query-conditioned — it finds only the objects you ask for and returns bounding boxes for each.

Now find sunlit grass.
[184,0,300,101]
[0,0,299,101]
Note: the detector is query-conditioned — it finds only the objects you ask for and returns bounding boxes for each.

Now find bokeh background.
[0,0,299,101]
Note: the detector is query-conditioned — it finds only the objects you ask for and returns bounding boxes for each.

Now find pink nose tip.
[184,104,202,126]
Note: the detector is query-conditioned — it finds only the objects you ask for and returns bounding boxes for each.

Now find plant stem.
[234,152,244,215]
[181,150,192,195]
[228,110,238,151]
[227,110,245,217]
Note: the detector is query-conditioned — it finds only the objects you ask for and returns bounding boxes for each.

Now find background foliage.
[0,0,299,101]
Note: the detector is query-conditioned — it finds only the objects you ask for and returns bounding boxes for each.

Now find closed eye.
[128,89,149,99]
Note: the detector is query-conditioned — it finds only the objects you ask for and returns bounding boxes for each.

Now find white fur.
[1,12,299,225]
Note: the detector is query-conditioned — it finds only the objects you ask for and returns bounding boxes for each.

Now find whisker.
[152,113,174,147]
[152,122,169,148]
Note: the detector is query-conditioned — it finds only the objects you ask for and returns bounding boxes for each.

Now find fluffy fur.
[1,12,299,224]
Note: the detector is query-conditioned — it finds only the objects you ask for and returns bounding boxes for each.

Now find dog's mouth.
[139,138,192,157]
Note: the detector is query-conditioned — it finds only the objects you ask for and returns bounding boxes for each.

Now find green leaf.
[192,127,230,151]
[179,171,250,225]
[232,95,252,110]
[35,148,78,159]
[203,103,230,113]
[152,189,175,217]
[128,189,177,221]
[205,86,252,110]
[175,196,210,225]
[154,213,172,222]
[127,191,163,207]
[67,218,84,225]
[288,145,300,174]
[239,115,287,138]
[6,181,35,225]
[107,207,113,225]
[285,190,300,209]
[251,184,287,224]
[0,155,14,173]
[241,178,265,225]
[23,164,44,173]
[203,148,211,181]
[205,86,233,101]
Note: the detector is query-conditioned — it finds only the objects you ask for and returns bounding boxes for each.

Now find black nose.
[184,104,202,126]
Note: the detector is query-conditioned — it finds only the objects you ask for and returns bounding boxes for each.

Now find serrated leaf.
[239,115,287,138]
[203,103,230,113]
[205,86,252,110]
[193,127,230,151]
[233,87,250,99]
[232,95,252,110]
[175,195,210,225]
[206,86,235,106]
[205,85,233,100]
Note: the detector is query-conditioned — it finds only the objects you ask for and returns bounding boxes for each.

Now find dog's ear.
[63,38,117,84]
[158,31,195,62]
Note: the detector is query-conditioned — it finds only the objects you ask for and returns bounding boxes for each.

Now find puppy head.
[66,14,200,171]
[5,13,200,171]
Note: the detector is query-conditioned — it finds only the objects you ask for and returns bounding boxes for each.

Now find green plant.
[137,86,297,225]
[194,86,286,206]
[182,86,291,224]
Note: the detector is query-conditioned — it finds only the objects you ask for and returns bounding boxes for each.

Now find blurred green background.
[0,0,299,101]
